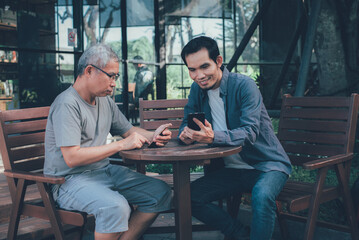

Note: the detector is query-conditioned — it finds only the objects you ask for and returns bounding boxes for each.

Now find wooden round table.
[119,140,242,240]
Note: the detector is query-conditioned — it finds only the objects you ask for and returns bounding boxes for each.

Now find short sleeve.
[51,103,82,147]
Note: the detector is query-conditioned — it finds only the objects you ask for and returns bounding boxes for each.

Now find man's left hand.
[153,123,172,147]
[182,119,214,144]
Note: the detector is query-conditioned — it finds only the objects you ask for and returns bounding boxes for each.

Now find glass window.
[56,6,74,51]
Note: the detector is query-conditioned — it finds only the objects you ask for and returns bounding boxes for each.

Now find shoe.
[235,225,250,240]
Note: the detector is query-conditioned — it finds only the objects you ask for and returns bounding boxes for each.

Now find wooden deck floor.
[0,169,224,240]
[0,167,352,240]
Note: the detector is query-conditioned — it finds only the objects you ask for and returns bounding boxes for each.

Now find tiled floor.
[143,231,224,240]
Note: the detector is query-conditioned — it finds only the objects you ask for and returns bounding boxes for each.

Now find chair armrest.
[4,170,65,184]
[303,153,354,170]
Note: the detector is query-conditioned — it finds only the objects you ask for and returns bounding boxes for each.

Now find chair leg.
[275,201,289,240]
[335,163,359,240]
[303,167,328,240]
[75,225,86,240]
[7,179,27,240]
[37,182,65,240]
[227,193,242,219]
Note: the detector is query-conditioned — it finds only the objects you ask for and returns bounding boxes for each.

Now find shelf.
[0,23,57,37]
[0,62,17,65]
[39,29,58,36]
[0,71,18,74]
[0,22,16,31]
[0,96,13,100]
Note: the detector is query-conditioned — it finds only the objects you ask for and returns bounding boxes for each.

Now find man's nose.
[196,70,205,79]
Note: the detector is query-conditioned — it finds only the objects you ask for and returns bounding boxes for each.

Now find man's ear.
[85,65,92,75]
[216,55,223,68]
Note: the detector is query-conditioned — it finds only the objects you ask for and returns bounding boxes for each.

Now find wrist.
[116,140,125,151]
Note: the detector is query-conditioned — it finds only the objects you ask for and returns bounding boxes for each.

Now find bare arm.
[61,130,149,168]
[61,125,172,168]
[123,126,154,140]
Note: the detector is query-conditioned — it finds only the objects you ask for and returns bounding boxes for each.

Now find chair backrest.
[139,98,188,139]
[277,94,359,166]
[0,107,49,173]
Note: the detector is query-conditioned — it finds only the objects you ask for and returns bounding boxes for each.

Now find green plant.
[21,89,38,103]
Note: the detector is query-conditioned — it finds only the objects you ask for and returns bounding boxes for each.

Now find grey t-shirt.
[44,86,132,176]
[207,87,254,170]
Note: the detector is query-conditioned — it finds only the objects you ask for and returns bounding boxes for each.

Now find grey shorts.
[52,164,172,233]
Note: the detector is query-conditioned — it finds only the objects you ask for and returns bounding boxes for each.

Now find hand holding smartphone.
[148,123,172,148]
[188,112,205,131]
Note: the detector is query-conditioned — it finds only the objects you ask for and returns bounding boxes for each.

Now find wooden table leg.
[173,162,192,240]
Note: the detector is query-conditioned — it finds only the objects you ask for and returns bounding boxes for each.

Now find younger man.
[179,36,291,240]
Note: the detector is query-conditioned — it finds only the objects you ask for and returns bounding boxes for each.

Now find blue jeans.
[191,167,288,240]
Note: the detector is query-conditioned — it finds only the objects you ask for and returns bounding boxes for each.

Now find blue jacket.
[179,67,292,175]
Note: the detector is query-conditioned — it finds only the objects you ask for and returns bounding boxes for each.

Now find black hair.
[181,36,220,66]
[133,55,144,60]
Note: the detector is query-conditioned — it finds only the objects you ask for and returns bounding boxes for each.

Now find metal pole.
[227,0,272,71]
[154,0,166,99]
[294,0,322,96]
[121,0,129,117]
[270,3,307,108]
[73,0,83,78]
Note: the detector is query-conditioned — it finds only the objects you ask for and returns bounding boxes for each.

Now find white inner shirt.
[207,87,254,169]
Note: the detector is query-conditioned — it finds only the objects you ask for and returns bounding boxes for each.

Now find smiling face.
[185,48,223,90]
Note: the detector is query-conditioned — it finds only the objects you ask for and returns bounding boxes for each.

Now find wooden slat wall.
[1,107,49,172]
[5,119,47,135]
[140,98,188,109]
[7,132,45,148]
[278,96,353,166]
[142,120,183,130]
[1,107,49,122]
[283,96,350,107]
[142,109,184,120]
[139,98,188,139]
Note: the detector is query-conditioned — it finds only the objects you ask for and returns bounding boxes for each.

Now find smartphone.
[188,112,205,131]
[148,131,165,148]
[148,123,172,148]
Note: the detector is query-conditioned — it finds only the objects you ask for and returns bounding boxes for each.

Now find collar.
[219,66,229,97]
[200,66,229,99]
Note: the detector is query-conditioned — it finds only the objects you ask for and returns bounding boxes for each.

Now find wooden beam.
[121,0,129,117]
[154,0,166,99]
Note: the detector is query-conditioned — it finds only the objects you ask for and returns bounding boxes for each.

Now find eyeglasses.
[90,64,120,82]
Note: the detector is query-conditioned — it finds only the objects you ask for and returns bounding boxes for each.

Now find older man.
[44,44,172,240]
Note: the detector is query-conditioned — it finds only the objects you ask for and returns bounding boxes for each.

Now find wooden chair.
[138,98,239,236]
[275,94,359,240]
[139,98,188,140]
[0,107,88,240]
[137,97,190,174]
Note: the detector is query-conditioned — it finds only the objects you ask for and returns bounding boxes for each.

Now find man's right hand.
[120,132,149,150]
[179,128,196,145]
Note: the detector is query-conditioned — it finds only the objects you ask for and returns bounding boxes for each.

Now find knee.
[148,179,172,210]
[190,184,206,207]
[251,187,276,209]
[98,202,132,221]
[157,180,172,206]
[94,202,132,233]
